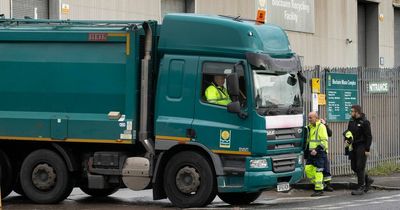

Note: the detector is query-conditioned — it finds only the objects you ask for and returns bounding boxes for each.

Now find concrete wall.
[58,0,161,21]
[195,0,255,19]
[59,0,256,22]
[0,0,11,18]
[378,0,395,68]
[395,7,400,66]
[286,0,358,67]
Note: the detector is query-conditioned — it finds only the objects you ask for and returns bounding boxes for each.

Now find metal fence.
[303,66,400,175]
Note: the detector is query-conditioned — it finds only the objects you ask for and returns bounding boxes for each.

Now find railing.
[303,66,400,175]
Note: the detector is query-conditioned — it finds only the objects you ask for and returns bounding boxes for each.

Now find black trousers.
[350,144,369,186]
[323,154,332,181]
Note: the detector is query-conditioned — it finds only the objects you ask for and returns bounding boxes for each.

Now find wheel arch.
[51,143,79,172]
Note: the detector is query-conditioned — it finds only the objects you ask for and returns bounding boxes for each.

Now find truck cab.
[153,14,305,207]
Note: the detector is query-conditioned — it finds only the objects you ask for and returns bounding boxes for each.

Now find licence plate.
[277,182,290,192]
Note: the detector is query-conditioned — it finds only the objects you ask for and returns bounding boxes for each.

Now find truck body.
[0,14,305,207]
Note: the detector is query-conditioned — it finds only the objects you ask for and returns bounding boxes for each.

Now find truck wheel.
[20,149,74,203]
[163,151,217,208]
[0,150,14,199]
[80,186,119,197]
[218,192,262,205]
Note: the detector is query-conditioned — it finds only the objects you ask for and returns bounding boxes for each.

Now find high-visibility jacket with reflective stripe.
[205,83,232,106]
[306,121,329,151]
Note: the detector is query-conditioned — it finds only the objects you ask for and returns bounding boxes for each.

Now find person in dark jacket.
[347,104,374,195]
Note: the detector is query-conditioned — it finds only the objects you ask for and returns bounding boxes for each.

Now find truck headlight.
[250,159,268,168]
[298,155,303,165]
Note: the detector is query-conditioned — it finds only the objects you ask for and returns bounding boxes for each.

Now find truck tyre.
[0,150,14,199]
[218,192,262,205]
[20,149,74,204]
[163,151,217,208]
[80,186,119,197]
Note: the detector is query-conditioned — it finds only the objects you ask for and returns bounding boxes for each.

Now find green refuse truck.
[0,14,305,208]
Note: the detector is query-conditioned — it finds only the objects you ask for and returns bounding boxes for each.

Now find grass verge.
[368,161,400,176]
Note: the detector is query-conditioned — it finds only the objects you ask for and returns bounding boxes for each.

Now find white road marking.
[293,193,400,209]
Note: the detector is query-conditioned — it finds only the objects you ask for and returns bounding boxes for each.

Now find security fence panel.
[303,66,400,175]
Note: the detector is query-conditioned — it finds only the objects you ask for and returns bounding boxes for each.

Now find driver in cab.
[205,75,232,106]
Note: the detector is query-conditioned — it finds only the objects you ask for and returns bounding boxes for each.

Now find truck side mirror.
[227,73,240,101]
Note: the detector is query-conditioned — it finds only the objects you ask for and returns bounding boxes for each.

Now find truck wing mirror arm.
[227,101,248,119]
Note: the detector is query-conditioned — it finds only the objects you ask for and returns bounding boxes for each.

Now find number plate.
[277,182,290,192]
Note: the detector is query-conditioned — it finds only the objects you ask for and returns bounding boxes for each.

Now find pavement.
[292,172,400,190]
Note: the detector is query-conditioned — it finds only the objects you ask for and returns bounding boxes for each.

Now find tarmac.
[292,172,400,190]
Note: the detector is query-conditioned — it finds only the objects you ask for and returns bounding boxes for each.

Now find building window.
[161,0,195,20]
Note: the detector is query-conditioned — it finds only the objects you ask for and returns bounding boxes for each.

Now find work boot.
[364,177,374,192]
[311,190,324,197]
[324,182,334,192]
[351,186,365,195]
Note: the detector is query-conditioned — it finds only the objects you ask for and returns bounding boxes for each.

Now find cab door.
[192,57,252,155]
[154,55,199,140]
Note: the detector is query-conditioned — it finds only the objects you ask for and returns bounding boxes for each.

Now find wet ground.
[2,188,400,209]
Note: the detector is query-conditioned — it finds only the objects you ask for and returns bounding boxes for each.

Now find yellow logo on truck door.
[219,130,231,148]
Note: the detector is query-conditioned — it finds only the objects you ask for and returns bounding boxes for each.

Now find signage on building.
[312,93,318,112]
[318,94,326,105]
[311,78,320,93]
[62,3,70,14]
[256,0,315,33]
[369,82,389,93]
[326,73,358,122]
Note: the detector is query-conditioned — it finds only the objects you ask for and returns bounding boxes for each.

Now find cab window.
[201,62,247,107]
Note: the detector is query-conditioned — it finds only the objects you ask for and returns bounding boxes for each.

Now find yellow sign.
[318,94,326,105]
[311,78,320,93]
[62,3,70,14]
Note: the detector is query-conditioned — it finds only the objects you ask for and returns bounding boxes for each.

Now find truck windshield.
[253,70,302,116]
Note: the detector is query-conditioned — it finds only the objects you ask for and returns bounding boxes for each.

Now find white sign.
[369,82,389,93]
[257,0,315,33]
[312,93,318,112]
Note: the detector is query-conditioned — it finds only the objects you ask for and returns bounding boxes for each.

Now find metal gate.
[303,66,400,175]
[12,0,49,19]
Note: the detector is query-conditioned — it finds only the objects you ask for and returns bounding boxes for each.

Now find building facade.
[0,0,399,68]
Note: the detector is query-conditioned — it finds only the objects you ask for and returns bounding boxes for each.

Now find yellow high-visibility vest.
[205,83,232,106]
[307,121,329,151]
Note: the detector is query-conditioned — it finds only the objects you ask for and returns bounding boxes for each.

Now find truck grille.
[267,142,301,150]
[271,154,296,173]
[267,127,303,141]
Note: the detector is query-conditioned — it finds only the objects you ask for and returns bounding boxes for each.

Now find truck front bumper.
[217,165,303,193]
